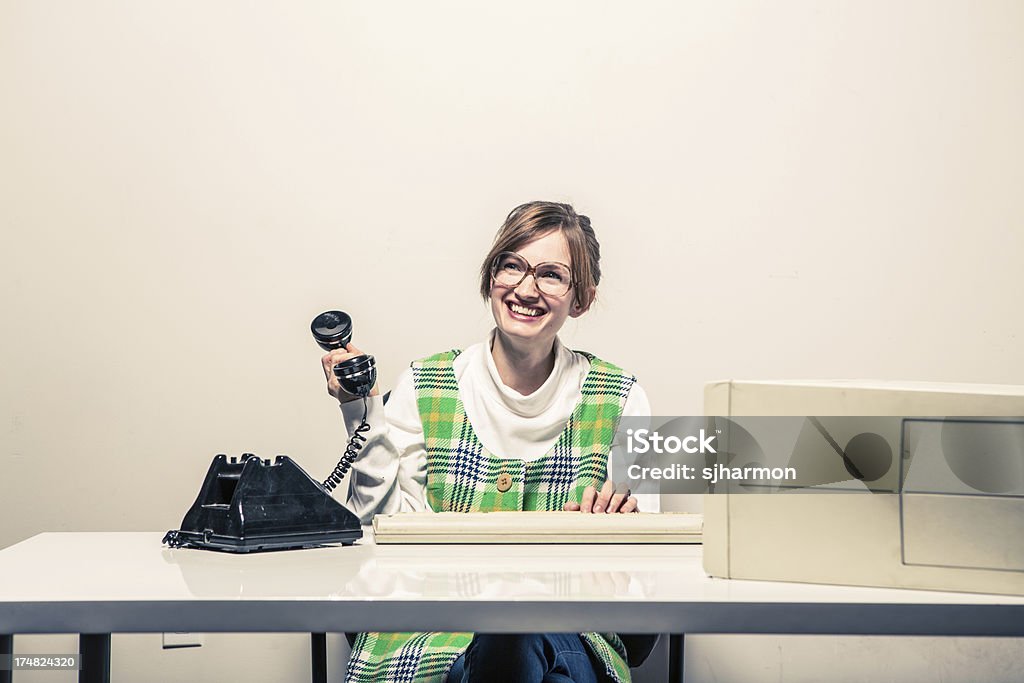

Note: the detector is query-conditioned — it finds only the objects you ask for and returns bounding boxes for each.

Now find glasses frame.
[490,251,573,298]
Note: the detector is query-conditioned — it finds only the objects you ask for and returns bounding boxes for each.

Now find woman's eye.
[540,270,565,282]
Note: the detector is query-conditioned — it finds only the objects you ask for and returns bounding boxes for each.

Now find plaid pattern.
[346,349,636,683]
[346,632,473,683]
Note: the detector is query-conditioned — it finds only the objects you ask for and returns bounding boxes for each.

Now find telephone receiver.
[158,312,375,552]
[311,310,377,398]
[311,310,377,492]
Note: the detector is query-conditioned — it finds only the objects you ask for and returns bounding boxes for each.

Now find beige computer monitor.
[702,380,1024,596]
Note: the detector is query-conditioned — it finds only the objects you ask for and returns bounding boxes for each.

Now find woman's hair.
[479,201,601,310]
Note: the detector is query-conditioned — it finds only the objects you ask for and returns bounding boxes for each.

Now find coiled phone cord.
[322,397,370,492]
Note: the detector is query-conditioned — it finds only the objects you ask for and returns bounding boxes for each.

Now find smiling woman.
[320,201,657,683]
[482,206,598,396]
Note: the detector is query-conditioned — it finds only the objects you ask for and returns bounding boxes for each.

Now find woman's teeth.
[509,302,543,317]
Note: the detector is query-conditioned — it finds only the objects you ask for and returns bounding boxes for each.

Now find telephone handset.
[311,310,377,492]
[161,311,372,552]
[311,311,377,397]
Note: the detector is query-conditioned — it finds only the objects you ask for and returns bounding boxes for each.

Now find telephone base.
[164,453,363,553]
[163,527,362,553]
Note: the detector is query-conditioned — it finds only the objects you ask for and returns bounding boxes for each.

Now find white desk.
[2,532,1024,682]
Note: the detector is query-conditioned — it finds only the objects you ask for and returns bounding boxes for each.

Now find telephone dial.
[162,310,375,552]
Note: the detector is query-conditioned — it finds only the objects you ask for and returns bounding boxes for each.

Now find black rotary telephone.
[162,310,375,552]
[310,310,378,492]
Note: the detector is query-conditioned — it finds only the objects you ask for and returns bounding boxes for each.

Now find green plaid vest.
[346,349,637,683]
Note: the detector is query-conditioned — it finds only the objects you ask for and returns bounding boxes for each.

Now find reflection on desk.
[2,533,1024,636]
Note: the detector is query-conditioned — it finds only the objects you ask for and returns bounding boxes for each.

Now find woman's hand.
[563,480,638,513]
[321,343,379,405]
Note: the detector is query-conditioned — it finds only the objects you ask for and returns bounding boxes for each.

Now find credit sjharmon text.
[624,428,797,483]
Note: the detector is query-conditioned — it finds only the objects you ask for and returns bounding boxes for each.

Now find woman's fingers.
[321,353,340,395]
[322,343,367,373]
[593,480,615,513]
[321,347,364,401]
[580,485,597,513]
[607,486,630,513]
[570,483,638,513]
[322,350,355,375]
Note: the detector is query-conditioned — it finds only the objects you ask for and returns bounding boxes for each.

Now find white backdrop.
[2,1,1022,681]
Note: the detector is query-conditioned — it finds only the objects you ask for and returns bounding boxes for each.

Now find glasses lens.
[534,263,571,296]
[491,252,572,296]
[493,252,528,287]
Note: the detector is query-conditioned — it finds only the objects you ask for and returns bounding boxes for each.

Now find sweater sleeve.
[613,381,661,513]
[338,367,429,524]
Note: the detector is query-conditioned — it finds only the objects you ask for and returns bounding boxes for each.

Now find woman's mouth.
[506,301,546,320]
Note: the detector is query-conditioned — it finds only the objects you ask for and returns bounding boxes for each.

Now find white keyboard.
[371,511,703,544]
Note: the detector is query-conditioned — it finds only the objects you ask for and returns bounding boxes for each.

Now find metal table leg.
[1,634,12,683]
[311,632,327,683]
[79,634,110,683]
[669,633,685,683]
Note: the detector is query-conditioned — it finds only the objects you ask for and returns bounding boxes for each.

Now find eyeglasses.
[490,251,573,297]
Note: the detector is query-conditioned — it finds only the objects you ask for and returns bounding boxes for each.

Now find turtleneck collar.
[481,328,570,418]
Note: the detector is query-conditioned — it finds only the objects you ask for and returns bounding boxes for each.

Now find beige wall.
[2,1,1022,681]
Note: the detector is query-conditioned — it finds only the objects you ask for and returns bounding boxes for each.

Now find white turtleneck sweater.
[340,330,657,522]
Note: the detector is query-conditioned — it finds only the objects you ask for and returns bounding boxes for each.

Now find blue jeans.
[446,633,601,683]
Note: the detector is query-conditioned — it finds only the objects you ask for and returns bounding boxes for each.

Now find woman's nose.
[514,273,541,298]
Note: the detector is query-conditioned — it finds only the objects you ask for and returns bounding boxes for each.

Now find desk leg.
[669,634,685,683]
[1,634,12,683]
[311,633,327,683]
[79,634,110,683]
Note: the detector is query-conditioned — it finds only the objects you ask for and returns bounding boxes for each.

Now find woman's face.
[489,230,587,349]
